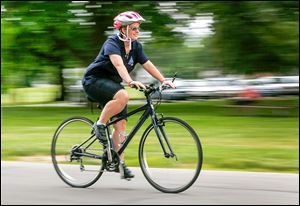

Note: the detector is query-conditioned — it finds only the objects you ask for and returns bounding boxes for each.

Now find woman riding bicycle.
[82,11,175,179]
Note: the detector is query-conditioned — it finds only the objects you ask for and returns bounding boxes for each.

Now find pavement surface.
[1,161,299,205]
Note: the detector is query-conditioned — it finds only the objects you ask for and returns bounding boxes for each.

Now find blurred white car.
[153,77,245,100]
[239,76,299,97]
[263,76,299,95]
[202,77,245,98]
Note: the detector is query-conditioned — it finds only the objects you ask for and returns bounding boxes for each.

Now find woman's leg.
[112,119,127,161]
[111,119,134,178]
[98,89,129,124]
[94,88,134,178]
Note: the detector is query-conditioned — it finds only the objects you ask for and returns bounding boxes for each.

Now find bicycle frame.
[73,87,174,162]
[107,95,168,157]
[107,103,150,155]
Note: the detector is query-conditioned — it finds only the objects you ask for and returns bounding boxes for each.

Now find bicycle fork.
[151,114,177,160]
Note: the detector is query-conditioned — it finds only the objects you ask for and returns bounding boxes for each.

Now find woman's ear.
[120,27,125,34]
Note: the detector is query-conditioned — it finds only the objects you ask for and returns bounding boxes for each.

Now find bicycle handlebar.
[130,73,177,99]
[131,83,172,96]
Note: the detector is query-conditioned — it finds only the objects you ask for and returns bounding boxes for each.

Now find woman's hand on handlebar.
[161,80,176,89]
[128,80,146,90]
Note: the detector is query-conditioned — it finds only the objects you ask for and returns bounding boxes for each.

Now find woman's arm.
[109,54,145,89]
[143,60,176,88]
[142,60,165,83]
[109,54,133,83]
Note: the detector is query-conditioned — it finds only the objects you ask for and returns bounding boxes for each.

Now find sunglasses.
[129,27,140,32]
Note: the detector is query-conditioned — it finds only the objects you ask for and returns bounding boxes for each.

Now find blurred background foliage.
[1,1,299,100]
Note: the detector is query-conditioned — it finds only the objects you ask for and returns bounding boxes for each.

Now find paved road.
[1,161,299,205]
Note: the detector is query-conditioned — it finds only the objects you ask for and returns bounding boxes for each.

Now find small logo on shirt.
[128,57,134,66]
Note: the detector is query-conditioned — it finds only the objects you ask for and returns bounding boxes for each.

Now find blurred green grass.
[1,85,142,105]
[1,85,61,104]
[1,99,299,173]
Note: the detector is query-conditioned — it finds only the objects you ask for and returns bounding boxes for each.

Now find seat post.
[86,96,103,114]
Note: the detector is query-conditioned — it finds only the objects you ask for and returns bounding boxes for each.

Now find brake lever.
[172,72,177,83]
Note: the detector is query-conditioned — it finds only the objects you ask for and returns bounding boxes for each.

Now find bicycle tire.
[51,116,104,188]
[139,117,202,193]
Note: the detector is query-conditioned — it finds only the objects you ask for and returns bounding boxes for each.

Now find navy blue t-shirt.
[83,34,149,84]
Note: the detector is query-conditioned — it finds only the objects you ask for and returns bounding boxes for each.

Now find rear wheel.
[51,116,104,188]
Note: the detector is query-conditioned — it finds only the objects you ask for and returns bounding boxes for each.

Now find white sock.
[96,120,106,125]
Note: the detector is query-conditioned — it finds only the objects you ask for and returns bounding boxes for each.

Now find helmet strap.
[117,25,132,50]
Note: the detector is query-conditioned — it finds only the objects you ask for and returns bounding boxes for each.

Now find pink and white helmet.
[113,11,145,29]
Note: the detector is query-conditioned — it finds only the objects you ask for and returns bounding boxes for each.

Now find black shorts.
[82,77,127,119]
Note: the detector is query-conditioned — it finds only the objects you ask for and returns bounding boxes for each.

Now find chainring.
[102,149,120,172]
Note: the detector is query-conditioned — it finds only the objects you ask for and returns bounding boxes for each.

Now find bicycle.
[51,77,203,193]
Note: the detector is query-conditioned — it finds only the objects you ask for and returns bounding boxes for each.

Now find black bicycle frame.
[73,93,172,160]
[108,92,175,159]
[72,100,154,160]
[106,98,156,156]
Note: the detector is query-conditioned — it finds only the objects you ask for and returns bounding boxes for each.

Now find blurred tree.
[1,1,178,98]
[177,1,299,75]
[1,1,92,99]
[1,1,299,99]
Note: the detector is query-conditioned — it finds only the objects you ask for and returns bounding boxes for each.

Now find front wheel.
[139,117,203,193]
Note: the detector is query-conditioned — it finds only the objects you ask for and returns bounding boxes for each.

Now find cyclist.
[82,11,175,179]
